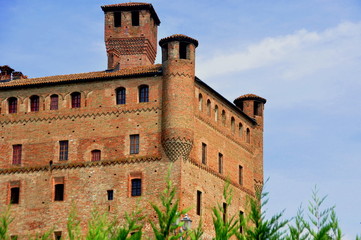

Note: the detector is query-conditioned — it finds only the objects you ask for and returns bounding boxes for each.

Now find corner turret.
[159,34,198,161]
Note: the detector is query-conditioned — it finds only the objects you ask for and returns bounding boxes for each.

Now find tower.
[159,34,198,161]
[101,3,160,69]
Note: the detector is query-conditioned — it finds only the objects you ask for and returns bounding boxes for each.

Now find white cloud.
[197,21,361,80]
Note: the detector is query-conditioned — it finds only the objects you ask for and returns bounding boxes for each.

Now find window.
[131,179,141,196]
[198,94,203,111]
[107,190,114,201]
[116,87,126,105]
[246,128,251,143]
[50,94,59,110]
[162,44,168,61]
[201,143,207,164]
[139,85,149,103]
[12,145,22,165]
[196,190,202,216]
[131,11,139,26]
[218,153,223,174]
[71,92,81,108]
[223,203,227,223]
[130,134,139,154]
[54,231,62,240]
[239,123,243,138]
[254,102,262,116]
[30,95,40,112]
[222,110,226,126]
[239,165,243,185]
[9,181,20,204]
[8,97,17,113]
[54,177,65,201]
[207,100,211,116]
[114,12,121,27]
[59,141,68,161]
[231,117,235,133]
[179,42,189,59]
[91,150,101,161]
[214,105,218,122]
[239,211,244,233]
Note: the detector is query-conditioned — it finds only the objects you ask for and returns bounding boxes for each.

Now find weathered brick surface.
[0,2,265,239]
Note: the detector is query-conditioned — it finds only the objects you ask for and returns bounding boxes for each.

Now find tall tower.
[159,34,198,161]
[101,3,160,69]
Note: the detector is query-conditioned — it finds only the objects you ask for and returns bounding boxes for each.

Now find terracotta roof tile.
[101,2,152,8]
[234,94,267,104]
[159,34,198,47]
[0,64,162,88]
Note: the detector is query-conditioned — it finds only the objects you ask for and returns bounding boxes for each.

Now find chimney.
[12,71,28,80]
[0,65,14,80]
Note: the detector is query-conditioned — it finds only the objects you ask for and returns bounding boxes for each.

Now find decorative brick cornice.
[195,114,253,154]
[163,72,193,79]
[0,107,161,125]
[188,158,255,197]
[0,156,162,175]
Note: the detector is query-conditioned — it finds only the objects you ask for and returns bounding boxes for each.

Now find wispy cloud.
[197,21,361,80]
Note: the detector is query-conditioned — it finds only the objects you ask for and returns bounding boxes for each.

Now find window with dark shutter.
[59,141,68,161]
[30,95,40,112]
[50,94,59,110]
[130,135,139,154]
[116,87,126,105]
[71,92,81,108]
[8,97,17,113]
[139,85,149,103]
[12,145,22,165]
[131,179,141,196]
[91,150,101,161]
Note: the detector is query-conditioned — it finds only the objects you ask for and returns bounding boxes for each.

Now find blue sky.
[1,0,361,237]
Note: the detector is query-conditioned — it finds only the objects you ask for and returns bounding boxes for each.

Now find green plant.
[238,188,288,240]
[67,204,81,240]
[212,182,239,240]
[150,169,189,240]
[111,209,144,240]
[188,219,203,240]
[0,207,12,240]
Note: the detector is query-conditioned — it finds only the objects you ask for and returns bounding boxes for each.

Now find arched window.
[221,110,226,126]
[91,150,101,161]
[207,99,211,116]
[8,97,18,114]
[30,95,40,112]
[139,85,149,103]
[231,117,235,133]
[50,94,59,110]
[116,87,126,105]
[71,92,81,108]
[198,94,203,111]
[214,105,218,122]
[246,128,251,143]
[239,123,243,138]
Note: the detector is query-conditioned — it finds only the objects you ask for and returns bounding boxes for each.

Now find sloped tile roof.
[0,64,162,89]
[234,94,267,103]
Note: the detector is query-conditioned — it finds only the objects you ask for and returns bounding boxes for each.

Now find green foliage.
[238,189,288,240]
[85,210,114,240]
[0,207,12,240]
[188,219,203,240]
[67,204,81,240]
[111,209,144,240]
[150,169,189,240]
[286,207,309,240]
[211,182,239,240]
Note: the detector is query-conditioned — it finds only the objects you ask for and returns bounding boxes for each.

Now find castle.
[0,3,266,239]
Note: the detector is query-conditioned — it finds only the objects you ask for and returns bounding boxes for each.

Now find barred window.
[50,94,59,110]
[130,135,139,154]
[59,141,69,161]
[8,97,17,113]
[139,85,149,103]
[116,87,126,105]
[91,150,101,161]
[12,145,22,165]
[71,92,81,108]
[30,95,40,112]
[131,178,141,196]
